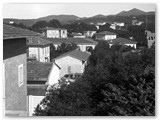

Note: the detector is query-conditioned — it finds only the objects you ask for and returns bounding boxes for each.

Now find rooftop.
[27,84,48,96]
[41,27,67,31]
[95,31,117,35]
[43,37,98,45]
[3,24,40,37]
[108,37,137,44]
[27,36,52,47]
[27,61,54,82]
[54,50,90,61]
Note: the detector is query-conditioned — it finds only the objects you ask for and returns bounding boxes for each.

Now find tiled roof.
[43,37,98,45]
[27,85,48,96]
[95,31,117,35]
[27,36,52,47]
[27,61,53,82]
[40,27,67,31]
[108,37,137,44]
[54,50,90,61]
[3,24,40,37]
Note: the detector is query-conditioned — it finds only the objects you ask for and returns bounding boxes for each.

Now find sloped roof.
[3,24,40,37]
[41,27,67,31]
[27,85,48,96]
[95,31,117,35]
[43,37,98,45]
[27,61,54,82]
[27,36,52,47]
[54,50,90,61]
[108,37,137,44]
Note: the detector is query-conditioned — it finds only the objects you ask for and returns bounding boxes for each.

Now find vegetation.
[50,43,78,61]
[34,41,155,116]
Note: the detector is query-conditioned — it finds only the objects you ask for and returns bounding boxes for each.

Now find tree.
[48,19,62,28]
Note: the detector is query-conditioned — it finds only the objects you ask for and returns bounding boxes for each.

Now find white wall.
[28,46,50,62]
[28,95,45,116]
[47,30,60,38]
[109,43,137,49]
[104,35,117,40]
[78,44,96,52]
[60,30,67,38]
[48,64,60,85]
[55,56,85,78]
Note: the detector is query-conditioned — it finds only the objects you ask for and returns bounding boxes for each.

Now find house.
[27,61,60,85]
[53,50,90,78]
[84,31,96,38]
[110,22,124,30]
[3,36,28,116]
[132,19,144,26]
[27,84,48,116]
[42,27,67,38]
[71,32,85,38]
[107,37,137,49]
[95,31,117,40]
[27,36,52,62]
[146,30,155,48]
[43,37,98,52]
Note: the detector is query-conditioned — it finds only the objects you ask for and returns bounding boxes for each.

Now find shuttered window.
[18,64,23,87]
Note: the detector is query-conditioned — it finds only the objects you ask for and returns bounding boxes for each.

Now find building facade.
[95,31,117,40]
[3,37,28,116]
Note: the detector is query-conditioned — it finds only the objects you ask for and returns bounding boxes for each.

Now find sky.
[3,3,156,19]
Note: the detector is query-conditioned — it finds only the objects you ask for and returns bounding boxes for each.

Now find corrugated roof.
[3,24,40,37]
[27,61,53,82]
[108,37,137,44]
[27,36,52,47]
[43,37,98,45]
[54,50,90,61]
[96,31,117,35]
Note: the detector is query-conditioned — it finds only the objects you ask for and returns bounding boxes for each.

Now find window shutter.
[18,64,23,87]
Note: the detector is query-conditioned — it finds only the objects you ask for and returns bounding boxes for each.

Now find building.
[110,22,124,30]
[95,31,117,40]
[53,50,90,78]
[43,37,98,52]
[3,36,28,116]
[3,24,40,37]
[27,61,60,85]
[146,30,155,48]
[42,27,67,38]
[132,19,144,26]
[107,37,137,49]
[27,85,48,116]
[84,31,96,38]
[27,36,52,62]
[71,32,85,38]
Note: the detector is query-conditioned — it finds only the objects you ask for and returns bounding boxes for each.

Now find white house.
[27,36,52,62]
[84,31,97,38]
[43,37,98,52]
[107,37,137,49]
[95,31,117,40]
[53,50,90,79]
[44,27,67,38]
[146,30,155,48]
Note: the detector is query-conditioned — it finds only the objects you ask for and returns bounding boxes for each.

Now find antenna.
[146,12,148,31]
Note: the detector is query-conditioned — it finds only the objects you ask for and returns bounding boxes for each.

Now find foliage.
[34,39,155,116]
[50,43,78,61]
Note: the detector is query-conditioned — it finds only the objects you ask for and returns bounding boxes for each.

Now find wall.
[4,54,28,113]
[55,56,85,78]
[60,30,67,38]
[78,44,96,52]
[28,95,45,116]
[29,46,50,62]
[47,30,60,38]
[105,35,117,40]
[48,64,60,85]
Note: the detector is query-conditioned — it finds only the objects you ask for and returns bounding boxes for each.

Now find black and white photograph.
[2,3,155,116]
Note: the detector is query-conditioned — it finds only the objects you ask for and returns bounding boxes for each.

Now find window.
[18,64,23,87]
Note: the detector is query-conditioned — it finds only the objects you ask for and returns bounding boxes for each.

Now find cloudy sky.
[3,3,155,19]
